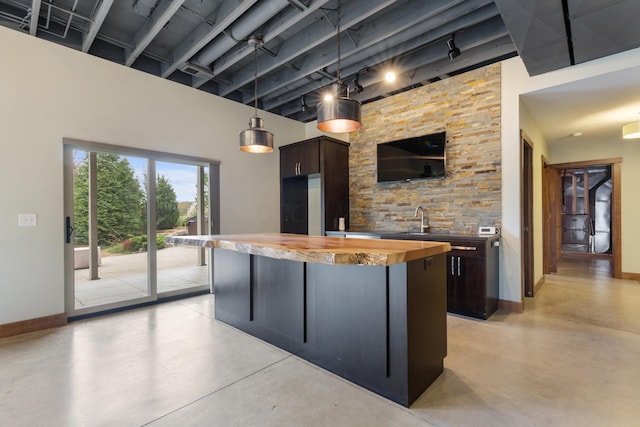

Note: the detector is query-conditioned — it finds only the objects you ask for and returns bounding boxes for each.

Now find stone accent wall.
[349,63,501,234]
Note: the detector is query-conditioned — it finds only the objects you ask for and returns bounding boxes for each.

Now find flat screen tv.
[377,131,446,183]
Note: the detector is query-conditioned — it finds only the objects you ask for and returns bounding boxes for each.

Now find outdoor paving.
[74,245,209,308]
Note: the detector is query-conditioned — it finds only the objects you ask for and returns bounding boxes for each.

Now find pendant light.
[239,36,274,153]
[316,0,362,133]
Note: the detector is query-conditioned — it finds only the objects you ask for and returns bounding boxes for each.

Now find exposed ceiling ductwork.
[0,0,638,123]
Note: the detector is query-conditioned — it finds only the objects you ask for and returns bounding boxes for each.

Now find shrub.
[157,234,166,250]
[104,234,167,254]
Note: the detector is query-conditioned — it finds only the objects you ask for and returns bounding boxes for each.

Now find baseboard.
[534,276,545,294]
[0,313,67,339]
[498,299,523,313]
[621,272,640,281]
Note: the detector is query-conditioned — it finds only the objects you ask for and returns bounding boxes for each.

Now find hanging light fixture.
[239,36,273,153]
[622,121,640,139]
[316,0,361,133]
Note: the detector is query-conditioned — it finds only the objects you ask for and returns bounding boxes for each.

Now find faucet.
[414,206,429,233]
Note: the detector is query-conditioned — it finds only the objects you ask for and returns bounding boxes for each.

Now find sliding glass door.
[63,140,219,318]
[155,161,210,295]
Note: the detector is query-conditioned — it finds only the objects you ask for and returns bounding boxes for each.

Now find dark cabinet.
[446,238,499,319]
[280,137,349,235]
[378,233,500,320]
[280,139,320,178]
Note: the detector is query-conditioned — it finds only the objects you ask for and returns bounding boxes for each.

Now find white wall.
[0,27,305,324]
[304,122,349,142]
[519,103,550,285]
[501,48,640,304]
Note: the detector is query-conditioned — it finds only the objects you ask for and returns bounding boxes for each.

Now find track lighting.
[301,95,308,112]
[384,71,396,83]
[447,34,460,60]
[353,74,363,94]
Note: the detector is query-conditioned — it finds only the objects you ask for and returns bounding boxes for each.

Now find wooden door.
[542,159,561,274]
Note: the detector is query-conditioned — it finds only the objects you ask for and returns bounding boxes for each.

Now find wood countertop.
[166,233,451,266]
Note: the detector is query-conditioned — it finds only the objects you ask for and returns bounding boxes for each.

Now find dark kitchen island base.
[213,248,447,407]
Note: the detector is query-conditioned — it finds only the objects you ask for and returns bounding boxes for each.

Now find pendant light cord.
[253,43,258,117]
[336,0,341,84]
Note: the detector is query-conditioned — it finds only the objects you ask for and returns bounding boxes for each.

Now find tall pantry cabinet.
[279,137,349,235]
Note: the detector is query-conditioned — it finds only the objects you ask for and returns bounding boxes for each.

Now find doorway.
[63,140,220,318]
[543,158,622,279]
[521,132,534,297]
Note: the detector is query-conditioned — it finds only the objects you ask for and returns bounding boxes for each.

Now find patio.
[74,245,209,308]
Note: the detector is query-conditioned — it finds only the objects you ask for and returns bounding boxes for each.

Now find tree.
[186,171,209,219]
[73,152,145,245]
[156,174,180,230]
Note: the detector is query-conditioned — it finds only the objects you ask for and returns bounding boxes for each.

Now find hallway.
[1,267,638,426]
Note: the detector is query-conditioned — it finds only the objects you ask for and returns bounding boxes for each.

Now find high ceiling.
[1,0,639,128]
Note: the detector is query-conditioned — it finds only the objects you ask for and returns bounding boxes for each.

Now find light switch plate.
[18,213,37,227]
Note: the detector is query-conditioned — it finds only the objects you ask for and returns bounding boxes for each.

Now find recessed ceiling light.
[571,132,583,137]
[622,121,640,139]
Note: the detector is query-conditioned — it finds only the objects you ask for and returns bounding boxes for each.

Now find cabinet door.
[281,177,308,234]
[298,140,320,176]
[446,251,487,318]
[457,256,487,317]
[280,145,300,178]
[280,141,320,178]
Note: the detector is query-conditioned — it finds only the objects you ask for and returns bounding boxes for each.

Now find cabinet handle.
[457,256,461,277]
[451,256,455,276]
[451,245,477,251]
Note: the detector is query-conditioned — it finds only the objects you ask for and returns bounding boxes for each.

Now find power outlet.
[18,213,37,227]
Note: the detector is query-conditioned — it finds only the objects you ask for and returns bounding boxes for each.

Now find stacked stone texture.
[349,63,501,234]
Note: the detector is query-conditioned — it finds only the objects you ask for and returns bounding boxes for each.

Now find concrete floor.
[1,259,639,426]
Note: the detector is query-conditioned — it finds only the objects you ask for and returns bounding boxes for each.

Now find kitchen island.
[167,233,451,407]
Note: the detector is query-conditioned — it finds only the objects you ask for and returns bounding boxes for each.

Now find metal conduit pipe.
[191,0,291,67]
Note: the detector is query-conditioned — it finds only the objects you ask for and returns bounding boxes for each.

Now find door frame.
[63,138,220,318]
[544,158,622,278]
[520,131,534,297]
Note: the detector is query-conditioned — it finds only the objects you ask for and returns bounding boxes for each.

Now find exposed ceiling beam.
[352,35,514,104]
[262,2,500,111]
[160,0,260,78]
[216,0,398,97]
[29,0,40,36]
[291,36,515,122]
[192,0,332,89]
[187,0,292,82]
[125,0,185,66]
[257,0,494,108]
[82,0,114,52]
[286,25,514,121]
[286,0,307,11]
